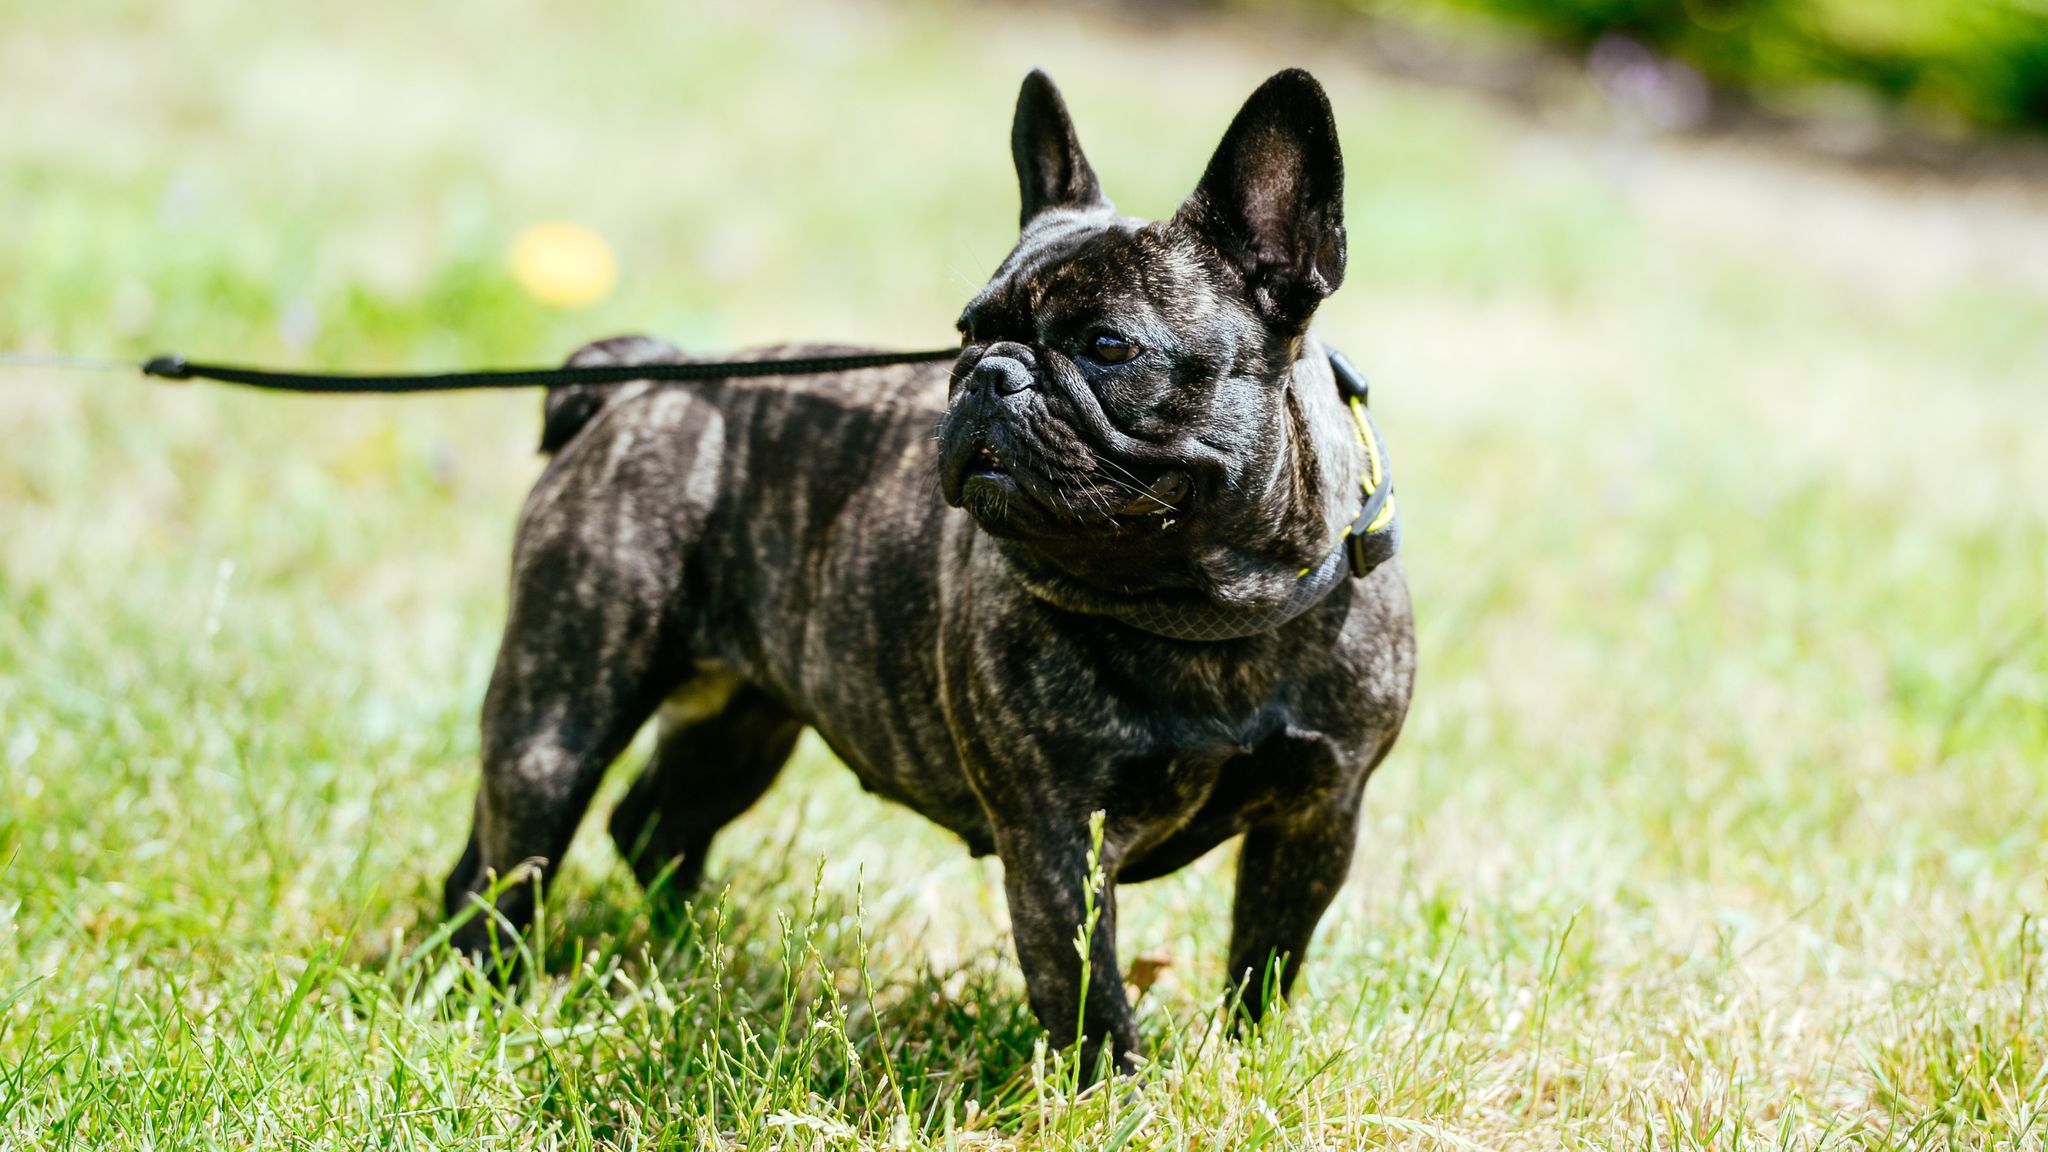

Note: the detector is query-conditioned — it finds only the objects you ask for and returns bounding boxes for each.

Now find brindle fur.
[444,69,1416,1075]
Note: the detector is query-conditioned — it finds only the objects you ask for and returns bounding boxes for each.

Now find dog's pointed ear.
[1176,69,1346,331]
[1012,69,1107,228]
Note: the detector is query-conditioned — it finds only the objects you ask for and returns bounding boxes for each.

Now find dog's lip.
[951,430,1058,515]
[962,443,1026,502]
[970,444,1009,477]
[947,425,1193,530]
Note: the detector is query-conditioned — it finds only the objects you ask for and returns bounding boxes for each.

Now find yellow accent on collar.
[1349,397,1394,535]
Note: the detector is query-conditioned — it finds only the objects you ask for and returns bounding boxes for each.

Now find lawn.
[3,1,2047,1148]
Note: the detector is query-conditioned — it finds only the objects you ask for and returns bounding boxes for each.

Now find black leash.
[8,338,1401,620]
[136,347,962,392]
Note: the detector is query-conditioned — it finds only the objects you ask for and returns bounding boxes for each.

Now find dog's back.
[475,337,997,896]
[537,336,947,455]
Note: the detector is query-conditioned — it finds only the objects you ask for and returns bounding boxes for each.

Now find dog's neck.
[1186,339,1361,605]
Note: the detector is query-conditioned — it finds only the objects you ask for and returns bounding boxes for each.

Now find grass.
[3,0,2047,1147]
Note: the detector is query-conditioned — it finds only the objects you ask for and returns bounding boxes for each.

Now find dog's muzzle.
[963,341,1036,400]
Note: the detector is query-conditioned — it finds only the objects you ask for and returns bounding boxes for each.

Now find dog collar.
[1331,348,1400,581]
[1097,347,1400,642]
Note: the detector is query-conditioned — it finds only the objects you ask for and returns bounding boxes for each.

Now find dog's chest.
[1114,636,1296,737]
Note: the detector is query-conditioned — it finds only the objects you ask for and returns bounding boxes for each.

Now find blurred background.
[1321,0,2048,135]
[2,0,2046,1144]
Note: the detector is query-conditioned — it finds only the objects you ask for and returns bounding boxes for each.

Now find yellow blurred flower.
[510,221,618,309]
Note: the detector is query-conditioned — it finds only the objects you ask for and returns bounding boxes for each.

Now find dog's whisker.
[1046,461,1120,523]
[1090,455,1184,514]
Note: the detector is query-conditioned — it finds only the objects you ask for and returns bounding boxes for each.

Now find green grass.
[4,1,2047,1147]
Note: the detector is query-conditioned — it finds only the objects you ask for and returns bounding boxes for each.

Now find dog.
[443,67,1416,1074]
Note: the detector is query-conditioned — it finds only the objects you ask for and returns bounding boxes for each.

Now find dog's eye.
[1085,333,1141,365]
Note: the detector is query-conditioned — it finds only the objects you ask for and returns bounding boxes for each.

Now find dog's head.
[938,68,1351,599]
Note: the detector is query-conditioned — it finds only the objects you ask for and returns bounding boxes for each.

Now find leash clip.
[142,354,193,381]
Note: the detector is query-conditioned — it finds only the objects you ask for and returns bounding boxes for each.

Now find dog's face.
[937,69,1348,592]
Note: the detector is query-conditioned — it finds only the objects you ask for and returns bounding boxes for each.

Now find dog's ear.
[1012,69,1107,228]
[1176,69,1346,332]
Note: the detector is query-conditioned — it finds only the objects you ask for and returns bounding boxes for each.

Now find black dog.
[443,68,1415,1073]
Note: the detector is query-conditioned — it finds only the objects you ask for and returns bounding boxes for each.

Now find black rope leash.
[135,347,962,392]
[4,341,1402,594]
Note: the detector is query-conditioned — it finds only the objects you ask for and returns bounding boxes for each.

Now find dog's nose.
[970,345,1035,397]
[971,357,1033,397]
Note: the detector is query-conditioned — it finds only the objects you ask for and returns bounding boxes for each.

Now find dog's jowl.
[444,68,1416,1074]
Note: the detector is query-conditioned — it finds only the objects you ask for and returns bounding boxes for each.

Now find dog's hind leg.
[443,380,723,960]
[607,678,803,905]
[440,556,680,960]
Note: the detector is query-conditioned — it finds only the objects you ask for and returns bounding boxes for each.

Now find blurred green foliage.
[1356,0,2048,129]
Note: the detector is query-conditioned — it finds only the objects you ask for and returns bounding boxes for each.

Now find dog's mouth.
[956,436,1027,506]
[953,436,1192,530]
[969,443,1010,482]
[940,406,1198,539]
[1114,470,1189,516]
[941,422,1065,526]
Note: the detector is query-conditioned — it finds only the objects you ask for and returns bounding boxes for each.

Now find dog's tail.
[539,335,690,454]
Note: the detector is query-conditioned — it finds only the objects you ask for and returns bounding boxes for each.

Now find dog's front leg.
[995,822,1139,1079]
[1225,796,1361,1027]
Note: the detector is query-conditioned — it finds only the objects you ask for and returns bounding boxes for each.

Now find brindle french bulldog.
[443,68,1415,1073]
